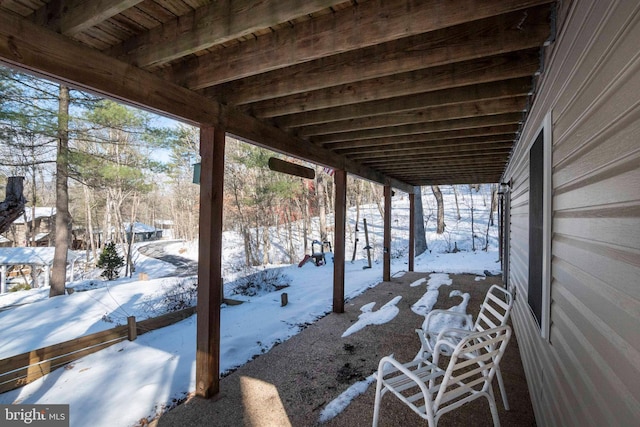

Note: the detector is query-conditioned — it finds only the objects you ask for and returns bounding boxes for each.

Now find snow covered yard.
[0,187,503,426]
[0,247,500,426]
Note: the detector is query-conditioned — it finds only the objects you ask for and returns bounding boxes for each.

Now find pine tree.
[97,242,124,280]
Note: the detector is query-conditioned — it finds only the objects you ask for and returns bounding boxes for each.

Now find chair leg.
[372,377,384,427]
[486,389,502,427]
[495,365,510,410]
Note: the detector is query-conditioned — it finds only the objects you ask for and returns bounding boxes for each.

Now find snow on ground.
[0,185,500,426]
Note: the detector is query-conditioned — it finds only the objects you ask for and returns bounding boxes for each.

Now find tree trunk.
[125,194,138,277]
[370,182,385,219]
[469,185,476,251]
[84,185,97,262]
[351,179,362,261]
[490,184,498,226]
[50,85,71,297]
[316,169,328,242]
[0,177,27,234]
[432,185,445,234]
[452,185,462,221]
[414,187,428,255]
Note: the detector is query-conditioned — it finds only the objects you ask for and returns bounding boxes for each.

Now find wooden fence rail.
[0,306,196,394]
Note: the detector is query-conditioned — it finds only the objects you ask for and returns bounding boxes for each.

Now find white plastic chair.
[415,285,514,409]
[373,325,512,427]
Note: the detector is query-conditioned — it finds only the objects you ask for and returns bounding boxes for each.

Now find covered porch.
[0,0,554,422]
[153,273,534,426]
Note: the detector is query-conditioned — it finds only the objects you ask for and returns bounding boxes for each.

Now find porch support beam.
[383,185,392,282]
[0,10,413,195]
[196,125,225,398]
[409,192,415,272]
[333,169,347,313]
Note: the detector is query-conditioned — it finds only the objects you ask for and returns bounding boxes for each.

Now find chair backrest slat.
[487,292,510,311]
[434,325,511,411]
[473,285,513,332]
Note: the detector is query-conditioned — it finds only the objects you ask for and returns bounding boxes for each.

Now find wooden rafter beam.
[358,148,511,168]
[35,0,144,36]
[316,115,522,146]
[334,132,513,152]
[164,0,554,89]
[364,152,512,167]
[334,133,516,154]
[0,10,413,194]
[107,0,347,68]
[275,77,533,128]
[400,175,505,186]
[296,97,528,138]
[247,49,540,118]
[211,6,551,105]
[402,168,506,174]
[352,146,513,162]
[384,165,507,175]
[379,158,511,169]
[336,136,515,156]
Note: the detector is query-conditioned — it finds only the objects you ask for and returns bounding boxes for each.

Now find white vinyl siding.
[502,0,640,425]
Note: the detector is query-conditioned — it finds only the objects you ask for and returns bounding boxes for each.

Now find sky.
[0,186,501,426]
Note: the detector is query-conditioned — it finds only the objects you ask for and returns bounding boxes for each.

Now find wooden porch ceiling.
[0,0,554,189]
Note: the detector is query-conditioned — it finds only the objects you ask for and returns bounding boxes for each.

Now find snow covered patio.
[153,272,534,427]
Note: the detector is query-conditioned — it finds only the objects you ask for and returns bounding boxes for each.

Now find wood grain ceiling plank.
[360,150,511,169]
[248,49,540,118]
[352,146,513,162]
[376,157,510,168]
[107,0,347,67]
[213,6,551,104]
[347,142,514,160]
[385,160,509,169]
[275,77,532,128]
[331,128,516,149]
[166,0,553,89]
[34,0,144,36]
[335,136,515,156]
[296,97,528,138]
[381,164,507,174]
[316,114,522,145]
[398,175,504,186]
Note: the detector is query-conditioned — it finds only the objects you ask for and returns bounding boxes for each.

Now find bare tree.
[414,187,428,255]
[50,85,70,297]
[431,185,445,234]
[316,167,328,242]
[469,185,476,251]
[452,185,461,221]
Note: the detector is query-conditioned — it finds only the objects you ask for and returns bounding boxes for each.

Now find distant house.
[123,222,162,243]
[1,207,56,247]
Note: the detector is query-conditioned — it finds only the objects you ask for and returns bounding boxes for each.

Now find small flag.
[323,167,335,176]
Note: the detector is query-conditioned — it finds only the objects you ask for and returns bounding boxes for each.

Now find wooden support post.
[333,169,347,313]
[383,184,392,282]
[409,191,415,272]
[127,316,137,341]
[196,125,225,399]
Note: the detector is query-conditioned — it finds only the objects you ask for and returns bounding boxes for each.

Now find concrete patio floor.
[153,271,536,426]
